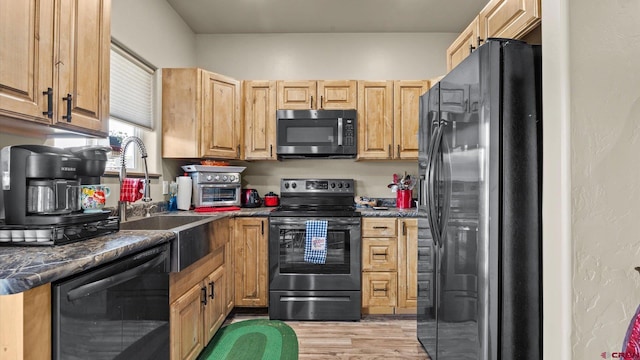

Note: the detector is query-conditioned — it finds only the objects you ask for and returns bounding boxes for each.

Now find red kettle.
[241,189,262,208]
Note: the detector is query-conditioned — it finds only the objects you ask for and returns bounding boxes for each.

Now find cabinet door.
[446,17,479,72]
[203,266,225,344]
[56,0,110,136]
[0,0,54,125]
[397,219,418,311]
[276,80,316,110]
[479,0,541,40]
[357,81,393,160]
[317,80,357,110]
[171,282,205,360]
[394,80,430,159]
[225,234,235,314]
[202,71,241,159]
[234,218,268,307]
[161,68,201,158]
[244,80,277,160]
[362,238,397,272]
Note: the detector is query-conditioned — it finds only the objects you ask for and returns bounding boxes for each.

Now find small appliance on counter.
[241,189,262,208]
[0,145,118,246]
[263,192,280,207]
[182,164,243,208]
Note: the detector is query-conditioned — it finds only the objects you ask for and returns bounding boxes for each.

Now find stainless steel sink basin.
[120,215,216,272]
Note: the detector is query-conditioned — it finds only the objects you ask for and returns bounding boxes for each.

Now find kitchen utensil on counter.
[241,189,262,208]
[263,192,280,207]
[396,189,412,209]
[80,184,111,213]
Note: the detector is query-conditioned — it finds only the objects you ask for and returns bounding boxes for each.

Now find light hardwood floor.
[227,311,430,359]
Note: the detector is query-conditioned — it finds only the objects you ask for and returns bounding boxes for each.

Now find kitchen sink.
[120,215,216,272]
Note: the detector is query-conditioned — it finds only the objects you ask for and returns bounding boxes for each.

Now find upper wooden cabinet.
[162,68,242,160]
[277,80,357,110]
[358,80,429,160]
[244,81,277,160]
[446,17,480,72]
[446,0,541,72]
[479,0,541,40]
[0,0,110,137]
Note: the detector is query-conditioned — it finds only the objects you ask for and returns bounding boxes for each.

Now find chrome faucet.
[118,136,152,222]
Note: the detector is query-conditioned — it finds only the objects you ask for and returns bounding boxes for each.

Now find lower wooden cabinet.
[233,217,269,307]
[361,218,418,315]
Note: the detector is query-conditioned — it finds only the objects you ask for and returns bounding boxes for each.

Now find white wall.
[106,0,196,205]
[196,33,455,80]
[545,0,640,358]
[195,32,455,199]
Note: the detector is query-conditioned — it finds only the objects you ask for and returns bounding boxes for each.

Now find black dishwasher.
[52,243,170,360]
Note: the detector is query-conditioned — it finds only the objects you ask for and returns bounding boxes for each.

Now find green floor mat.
[197,319,298,360]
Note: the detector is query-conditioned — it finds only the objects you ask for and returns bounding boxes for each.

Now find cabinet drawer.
[362,218,397,237]
[362,272,397,307]
[362,238,397,272]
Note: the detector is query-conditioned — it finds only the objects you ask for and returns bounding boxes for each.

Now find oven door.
[195,184,241,207]
[269,216,361,291]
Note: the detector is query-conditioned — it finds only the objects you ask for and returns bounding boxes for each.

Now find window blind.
[109,42,156,129]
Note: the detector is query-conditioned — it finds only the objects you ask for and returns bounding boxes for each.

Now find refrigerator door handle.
[426,124,443,248]
[438,131,452,245]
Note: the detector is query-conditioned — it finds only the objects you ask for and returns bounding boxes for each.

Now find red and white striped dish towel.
[120,178,144,202]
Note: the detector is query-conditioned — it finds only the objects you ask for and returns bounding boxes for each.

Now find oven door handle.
[66,251,167,302]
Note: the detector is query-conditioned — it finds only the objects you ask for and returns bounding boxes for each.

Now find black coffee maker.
[67,145,111,185]
[1,145,110,226]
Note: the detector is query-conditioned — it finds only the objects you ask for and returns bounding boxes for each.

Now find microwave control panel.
[343,119,355,146]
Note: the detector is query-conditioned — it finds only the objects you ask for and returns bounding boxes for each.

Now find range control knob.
[291,182,297,189]
[345,182,350,188]
[222,175,228,181]
[330,183,336,188]
[284,182,290,189]
[206,175,213,181]
[214,175,220,181]
[229,175,236,181]
[338,183,343,188]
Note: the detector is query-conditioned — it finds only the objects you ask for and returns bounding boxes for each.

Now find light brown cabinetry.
[446,0,541,72]
[0,0,110,136]
[162,68,241,159]
[361,217,418,314]
[233,217,268,307]
[361,217,397,314]
[446,17,480,72]
[277,80,357,110]
[397,219,418,313]
[170,249,226,360]
[358,80,429,160]
[0,284,51,360]
[244,81,277,160]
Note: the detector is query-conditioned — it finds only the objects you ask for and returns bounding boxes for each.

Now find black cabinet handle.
[209,282,215,299]
[42,88,53,118]
[201,286,207,305]
[270,144,273,157]
[469,44,476,53]
[62,93,72,122]
[373,226,388,230]
[388,144,391,157]
[310,95,313,109]
[261,221,264,235]
[477,36,484,47]
[397,144,400,158]
[320,95,324,109]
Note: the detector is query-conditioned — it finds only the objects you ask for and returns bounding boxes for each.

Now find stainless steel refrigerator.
[417,38,542,360]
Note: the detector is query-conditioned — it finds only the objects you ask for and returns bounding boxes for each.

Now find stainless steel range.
[268,178,361,321]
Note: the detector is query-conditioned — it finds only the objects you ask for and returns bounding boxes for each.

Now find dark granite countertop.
[0,230,174,295]
[0,206,420,296]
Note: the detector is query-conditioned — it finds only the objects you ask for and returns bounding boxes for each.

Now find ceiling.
[165,0,489,34]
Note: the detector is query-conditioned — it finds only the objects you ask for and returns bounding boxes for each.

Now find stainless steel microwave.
[276,109,357,159]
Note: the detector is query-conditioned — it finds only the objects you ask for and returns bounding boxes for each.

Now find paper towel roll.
[176,176,192,210]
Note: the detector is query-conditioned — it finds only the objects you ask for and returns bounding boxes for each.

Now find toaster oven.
[190,172,241,207]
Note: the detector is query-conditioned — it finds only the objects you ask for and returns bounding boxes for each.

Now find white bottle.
[176,174,193,210]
